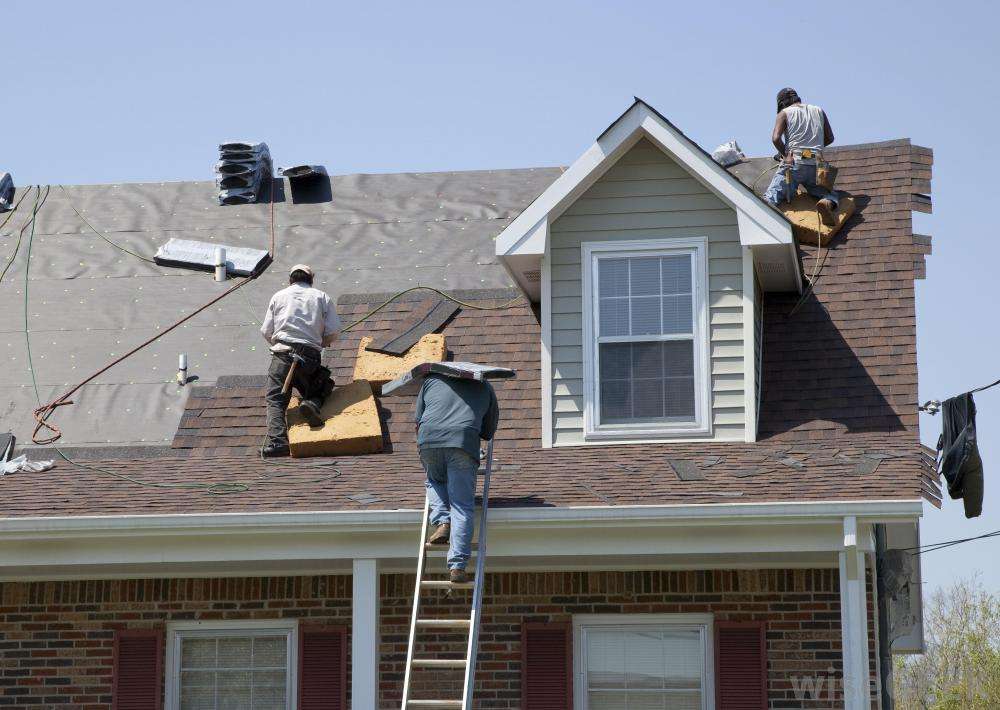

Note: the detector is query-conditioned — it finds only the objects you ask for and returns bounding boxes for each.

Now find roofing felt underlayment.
[0,169,561,447]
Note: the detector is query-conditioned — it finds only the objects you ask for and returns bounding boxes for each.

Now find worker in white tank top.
[763,87,839,224]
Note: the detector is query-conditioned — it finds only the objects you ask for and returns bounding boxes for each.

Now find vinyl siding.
[549,138,745,445]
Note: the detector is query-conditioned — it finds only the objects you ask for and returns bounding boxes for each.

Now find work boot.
[816,198,836,226]
[261,442,290,458]
[449,568,469,584]
[299,400,324,427]
[427,523,450,545]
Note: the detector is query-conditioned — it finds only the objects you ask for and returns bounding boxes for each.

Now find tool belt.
[792,149,838,190]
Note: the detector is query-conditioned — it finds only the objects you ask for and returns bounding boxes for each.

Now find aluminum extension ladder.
[400,439,494,709]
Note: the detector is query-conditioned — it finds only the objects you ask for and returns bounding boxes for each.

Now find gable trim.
[497,99,799,297]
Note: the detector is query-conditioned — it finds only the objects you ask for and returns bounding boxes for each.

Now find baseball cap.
[289,264,314,279]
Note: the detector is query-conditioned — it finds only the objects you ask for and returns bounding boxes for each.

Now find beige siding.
[549,138,745,445]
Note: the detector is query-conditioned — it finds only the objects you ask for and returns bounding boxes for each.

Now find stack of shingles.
[216,141,272,205]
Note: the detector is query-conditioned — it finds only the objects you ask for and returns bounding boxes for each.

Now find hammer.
[281,353,307,395]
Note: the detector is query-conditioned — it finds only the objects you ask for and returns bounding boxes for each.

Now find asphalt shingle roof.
[0,139,940,517]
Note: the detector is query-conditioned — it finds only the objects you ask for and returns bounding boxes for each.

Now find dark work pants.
[264,345,331,447]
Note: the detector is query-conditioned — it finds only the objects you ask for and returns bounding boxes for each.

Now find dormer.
[496,99,802,446]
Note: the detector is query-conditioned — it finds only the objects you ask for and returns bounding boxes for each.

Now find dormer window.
[582,237,711,439]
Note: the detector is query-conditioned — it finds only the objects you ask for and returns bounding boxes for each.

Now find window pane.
[661,294,692,335]
[180,680,214,710]
[253,636,287,668]
[632,344,665,419]
[629,257,660,296]
[599,258,629,298]
[662,341,694,378]
[661,692,700,710]
[665,378,695,419]
[630,296,661,335]
[601,380,631,421]
[662,630,704,688]
[661,255,691,295]
[625,630,666,688]
[627,693,667,710]
[218,637,252,667]
[182,638,217,669]
[600,343,631,381]
[589,691,628,710]
[587,630,626,689]
[600,298,630,337]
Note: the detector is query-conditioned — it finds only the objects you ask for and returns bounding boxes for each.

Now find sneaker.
[299,400,324,427]
[261,443,290,458]
[427,523,450,545]
[816,198,836,226]
[449,568,469,584]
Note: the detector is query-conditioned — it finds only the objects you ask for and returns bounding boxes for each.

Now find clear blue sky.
[6,0,999,593]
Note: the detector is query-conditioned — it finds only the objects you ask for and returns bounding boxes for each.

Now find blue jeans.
[421,447,478,570]
[763,162,838,207]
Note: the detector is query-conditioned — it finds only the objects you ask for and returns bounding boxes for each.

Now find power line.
[904,529,1000,556]
[919,377,1000,415]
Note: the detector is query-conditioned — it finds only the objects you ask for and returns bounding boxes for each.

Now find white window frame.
[582,237,712,440]
[164,619,299,710]
[573,613,715,710]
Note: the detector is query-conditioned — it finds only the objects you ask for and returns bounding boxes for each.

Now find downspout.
[874,524,894,710]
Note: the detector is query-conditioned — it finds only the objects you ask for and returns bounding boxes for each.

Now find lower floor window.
[169,622,295,710]
[576,616,711,710]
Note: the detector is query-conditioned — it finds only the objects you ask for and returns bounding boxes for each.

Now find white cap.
[289,264,314,279]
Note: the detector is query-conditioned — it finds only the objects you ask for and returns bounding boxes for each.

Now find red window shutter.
[112,629,163,710]
[298,625,347,710]
[521,622,572,710]
[715,621,767,710]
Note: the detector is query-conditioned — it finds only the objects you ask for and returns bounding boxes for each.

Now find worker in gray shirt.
[259,264,340,457]
[415,374,499,583]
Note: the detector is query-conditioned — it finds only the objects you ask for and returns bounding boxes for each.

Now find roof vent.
[523,269,541,283]
[758,261,786,275]
[216,141,272,205]
[0,172,13,212]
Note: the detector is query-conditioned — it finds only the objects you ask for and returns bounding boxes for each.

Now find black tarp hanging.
[936,392,984,518]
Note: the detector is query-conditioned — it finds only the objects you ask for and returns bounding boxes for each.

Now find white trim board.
[0,499,924,537]
[496,99,800,299]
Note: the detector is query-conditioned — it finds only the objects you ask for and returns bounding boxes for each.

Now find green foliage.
[894,577,1000,709]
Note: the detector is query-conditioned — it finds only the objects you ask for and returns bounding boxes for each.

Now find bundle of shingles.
[216,141,272,205]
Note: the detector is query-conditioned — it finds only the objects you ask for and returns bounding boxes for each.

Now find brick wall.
[0,576,352,708]
[381,569,879,709]
[0,569,877,709]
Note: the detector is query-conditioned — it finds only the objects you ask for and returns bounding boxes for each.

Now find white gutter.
[0,500,923,540]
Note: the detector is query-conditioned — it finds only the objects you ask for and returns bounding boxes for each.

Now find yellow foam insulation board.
[353,334,447,388]
[287,380,383,458]
[780,194,856,247]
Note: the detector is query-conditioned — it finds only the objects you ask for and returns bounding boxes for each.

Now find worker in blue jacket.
[415,374,499,583]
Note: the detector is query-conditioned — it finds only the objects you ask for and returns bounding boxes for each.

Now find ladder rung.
[416,618,471,629]
[406,701,462,709]
[412,658,467,669]
[420,580,474,590]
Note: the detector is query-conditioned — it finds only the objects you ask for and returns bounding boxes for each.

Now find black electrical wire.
[903,529,1000,556]
[919,377,1000,413]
